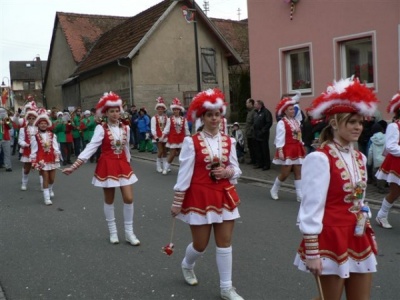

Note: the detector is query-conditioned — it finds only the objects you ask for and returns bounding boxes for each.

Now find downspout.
[117,59,133,105]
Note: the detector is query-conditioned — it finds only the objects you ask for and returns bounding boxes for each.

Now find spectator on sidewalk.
[137,108,152,152]
[231,122,245,163]
[367,120,387,193]
[253,100,273,170]
[245,98,256,165]
[130,105,139,149]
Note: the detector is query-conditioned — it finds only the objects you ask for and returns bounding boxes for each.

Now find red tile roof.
[211,18,249,69]
[74,1,170,75]
[57,12,128,64]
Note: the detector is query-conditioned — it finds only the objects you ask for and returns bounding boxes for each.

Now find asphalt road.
[0,156,399,300]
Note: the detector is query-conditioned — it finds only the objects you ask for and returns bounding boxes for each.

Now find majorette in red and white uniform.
[63,92,140,246]
[173,88,242,225]
[374,92,400,229]
[273,91,305,165]
[80,121,137,188]
[376,92,400,185]
[30,113,61,171]
[19,110,38,163]
[163,98,190,148]
[76,94,138,188]
[294,77,378,278]
[14,99,38,128]
[219,116,228,135]
[151,97,168,143]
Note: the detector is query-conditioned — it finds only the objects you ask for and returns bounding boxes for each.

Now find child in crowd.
[367,120,387,193]
[231,122,245,163]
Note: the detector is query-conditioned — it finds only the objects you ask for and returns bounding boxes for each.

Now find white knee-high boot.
[43,188,52,205]
[104,203,118,244]
[294,180,302,202]
[162,157,169,175]
[376,198,394,229]
[48,183,55,198]
[270,177,282,200]
[216,246,233,290]
[181,243,204,286]
[21,169,28,190]
[156,158,162,173]
[123,203,140,246]
[39,175,43,191]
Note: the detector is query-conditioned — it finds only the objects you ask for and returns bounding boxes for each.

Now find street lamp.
[174,0,201,92]
[0,77,12,108]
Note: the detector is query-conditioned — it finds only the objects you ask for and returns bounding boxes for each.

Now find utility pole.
[203,1,209,16]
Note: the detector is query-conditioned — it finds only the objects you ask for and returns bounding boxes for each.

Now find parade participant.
[63,111,74,165]
[71,107,83,157]
[294,77,378,300]
[0,108,13,172]
[270,92,305,202]
[171,88,243,300]
[30,111,61,205]
[219,115,229,135]
[80,110,95,149]
[161,98,190,175]
[18,109,38,190]
[62,92,140,246]
[375,92,400,228]
[151,97,168,173]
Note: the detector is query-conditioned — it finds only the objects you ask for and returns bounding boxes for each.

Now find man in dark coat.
[253,100,273,170]
[245,98,256,165]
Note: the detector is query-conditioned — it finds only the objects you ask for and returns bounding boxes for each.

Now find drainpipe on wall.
[117,59,133,105]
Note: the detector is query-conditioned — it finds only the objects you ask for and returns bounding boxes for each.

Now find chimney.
[35,54,41,61]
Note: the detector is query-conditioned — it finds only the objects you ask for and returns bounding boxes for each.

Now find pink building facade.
[248,0,400,120]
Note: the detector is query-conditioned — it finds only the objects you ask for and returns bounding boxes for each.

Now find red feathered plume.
[170,97,184,112]
[308,77,378,119]
[155,96,167,110]
[96,92,123,115]
[387,91,400,114]
[187,88,226,121]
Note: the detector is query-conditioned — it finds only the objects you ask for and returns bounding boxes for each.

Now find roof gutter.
[117,59,133,105]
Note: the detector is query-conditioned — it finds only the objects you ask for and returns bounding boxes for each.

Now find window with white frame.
[286,48,311,93]
[201,48,217,83]
[340,37,374,86]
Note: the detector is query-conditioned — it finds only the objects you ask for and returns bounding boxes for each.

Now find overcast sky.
[0,0,247,84]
